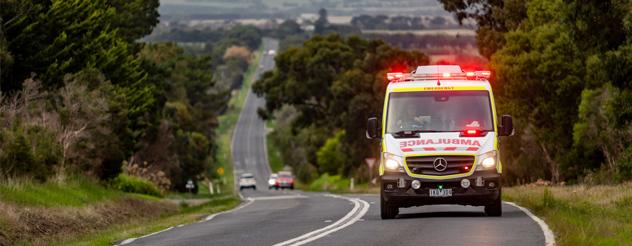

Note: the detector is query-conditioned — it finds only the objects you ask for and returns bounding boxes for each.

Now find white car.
[268,173,279,190]
[267,49,276,55]
[239,173,257,191]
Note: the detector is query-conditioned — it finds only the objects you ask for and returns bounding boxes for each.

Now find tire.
[253,186,257,191]
[290,185,294,190]
[239,187,243,191]
[380,193,398,219]
[485,191,502,217]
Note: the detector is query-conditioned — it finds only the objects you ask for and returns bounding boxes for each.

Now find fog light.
[411,180,421,190]
[397,178,406,188]
[461,179,470,188]
[488,182,496,188]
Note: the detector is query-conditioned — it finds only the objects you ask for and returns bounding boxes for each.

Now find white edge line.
[115,226,174,246]
[203,198,254,222]
[250,195,307,201]
[273,195,369,246]
[115,198,254,246]
[504,201,555,246]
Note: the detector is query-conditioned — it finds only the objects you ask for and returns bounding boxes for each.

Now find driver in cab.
[397,105,430,130]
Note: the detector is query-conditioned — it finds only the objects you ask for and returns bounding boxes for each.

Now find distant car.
[268,173,279,190]
[267,49,276,55]
[277,171,294,190]
[239,173,256,191]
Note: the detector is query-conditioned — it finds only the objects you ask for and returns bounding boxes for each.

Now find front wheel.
[485,191,502,217]
[380,194,398,219]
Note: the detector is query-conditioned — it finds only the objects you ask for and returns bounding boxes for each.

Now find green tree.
[439,0,528,58]
[314,8,329,35]
[254,34,428,178]
[107,0,160,42]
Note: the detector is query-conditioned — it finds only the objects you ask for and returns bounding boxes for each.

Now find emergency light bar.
[386,70,491,82]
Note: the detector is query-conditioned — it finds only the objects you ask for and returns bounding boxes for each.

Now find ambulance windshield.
[385,91,494,134]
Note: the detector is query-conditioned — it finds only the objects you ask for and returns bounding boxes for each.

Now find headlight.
[476,150,497,170]
[268,180,275,185]
[383,153,404,172]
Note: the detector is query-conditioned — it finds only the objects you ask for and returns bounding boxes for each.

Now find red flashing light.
[464,166,469,171]
[460,128,486,137]
[387,68,491,82]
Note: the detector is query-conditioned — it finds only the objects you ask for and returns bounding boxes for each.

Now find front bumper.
[381,170,500,207]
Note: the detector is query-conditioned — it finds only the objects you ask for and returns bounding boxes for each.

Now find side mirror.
[366,117,380,139]
[499,115,514,136]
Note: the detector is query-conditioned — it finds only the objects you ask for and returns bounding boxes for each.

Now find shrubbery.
[309,174,350,192]
[110,174,163,197]
[0,1,240,191]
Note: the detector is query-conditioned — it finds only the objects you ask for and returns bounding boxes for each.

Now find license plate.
[429,188,452,197]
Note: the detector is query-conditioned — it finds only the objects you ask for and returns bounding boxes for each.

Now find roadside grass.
[504,184,632,246]
[59,196,240,246]
[215,47,262,195]
[0,177,124,207]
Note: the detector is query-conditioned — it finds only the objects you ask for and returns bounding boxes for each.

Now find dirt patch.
[0,197,178,246]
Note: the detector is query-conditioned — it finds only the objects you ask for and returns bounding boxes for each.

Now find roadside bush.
[309,174,350,192]
[0,125,62,181]
[617,145,632,181]
[110,174,163,197]
[316,131,346,175]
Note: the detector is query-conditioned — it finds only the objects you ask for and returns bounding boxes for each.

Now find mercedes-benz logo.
[433,157,448,172]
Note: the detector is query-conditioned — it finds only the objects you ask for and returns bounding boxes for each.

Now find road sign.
[365,158,376,169]
[186,180,195,189]
[217,167,225,176]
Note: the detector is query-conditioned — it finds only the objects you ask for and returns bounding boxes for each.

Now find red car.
[276,171,295,190]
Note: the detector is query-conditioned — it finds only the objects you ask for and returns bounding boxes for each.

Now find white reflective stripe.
[504,202,556,246]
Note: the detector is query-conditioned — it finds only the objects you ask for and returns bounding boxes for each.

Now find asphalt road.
[231,37,279,198]
[123,38,549,246]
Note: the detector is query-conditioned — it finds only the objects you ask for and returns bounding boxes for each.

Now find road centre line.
[273,195,370,246]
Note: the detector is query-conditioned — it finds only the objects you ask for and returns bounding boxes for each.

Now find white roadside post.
[350,178,354,191]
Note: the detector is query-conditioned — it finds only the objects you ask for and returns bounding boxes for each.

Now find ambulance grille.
[406,156,475,176]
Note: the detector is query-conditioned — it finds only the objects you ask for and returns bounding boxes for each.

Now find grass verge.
[0,177,123,207]
[297,174,379,194]
[60,196,240,246]
[0,177,174,245]
[504,184,632,246]
[215,47,263,194]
